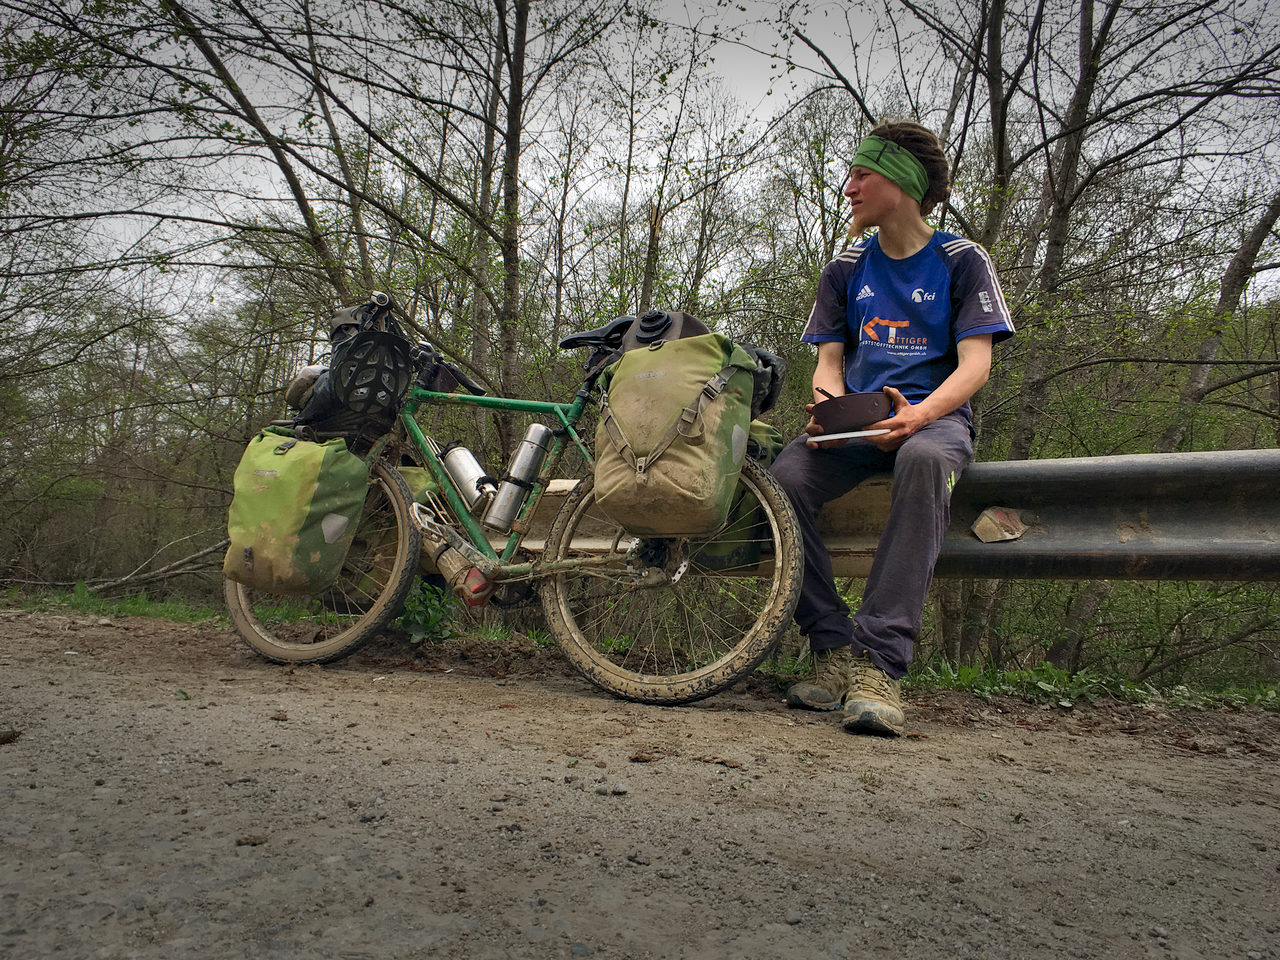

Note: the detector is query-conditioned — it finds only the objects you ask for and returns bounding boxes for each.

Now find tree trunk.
[303,0,373,291]
[638,201,663,315]
[471,44,504,379]
[1005,0,1121,462]
[978,0,1009,247]
[162,0,351,302]
[1157,188,1280,453]
[958,578,1002,666]
[936,580,965,664]
[1044,579,1111,672]
[495,0,530,448]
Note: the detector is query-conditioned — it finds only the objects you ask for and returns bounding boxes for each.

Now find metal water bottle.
[440,443,496,514]
[482,423,554,532]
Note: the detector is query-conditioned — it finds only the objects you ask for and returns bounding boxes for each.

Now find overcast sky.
[647,0,866,118]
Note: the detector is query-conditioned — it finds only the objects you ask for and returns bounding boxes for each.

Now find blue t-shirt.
[802,230,1015,420]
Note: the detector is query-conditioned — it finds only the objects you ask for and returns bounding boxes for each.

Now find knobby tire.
[540,458,802,705]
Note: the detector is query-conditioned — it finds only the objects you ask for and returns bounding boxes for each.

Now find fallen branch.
[1133,616,1280,683]
[0,539,230,594]
[108,531,225,587]
[89,540,230,593]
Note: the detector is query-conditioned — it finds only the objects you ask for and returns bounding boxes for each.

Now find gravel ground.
[2,608,1278,959]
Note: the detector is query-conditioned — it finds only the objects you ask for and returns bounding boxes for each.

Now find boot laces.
[812,647,852,687]
[850,660,897,703]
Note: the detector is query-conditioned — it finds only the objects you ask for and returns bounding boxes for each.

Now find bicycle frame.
[390,382,597,576]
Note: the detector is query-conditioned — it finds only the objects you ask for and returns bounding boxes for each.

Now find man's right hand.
[803,403,850,449]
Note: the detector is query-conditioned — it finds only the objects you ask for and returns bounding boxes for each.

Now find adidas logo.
[855,285,874,300]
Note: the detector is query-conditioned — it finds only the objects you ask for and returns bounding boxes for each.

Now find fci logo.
[911,288,936,303]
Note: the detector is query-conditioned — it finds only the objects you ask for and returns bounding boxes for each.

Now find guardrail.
[830,449,1280,580]
[517,449,1280,582]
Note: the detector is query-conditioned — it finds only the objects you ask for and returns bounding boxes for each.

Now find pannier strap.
[600,364,737,475]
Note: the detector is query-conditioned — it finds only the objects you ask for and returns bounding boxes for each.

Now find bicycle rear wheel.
[540,458,802,705]
[225,460,421,663]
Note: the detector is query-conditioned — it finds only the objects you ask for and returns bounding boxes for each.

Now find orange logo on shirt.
[862,317,910,341]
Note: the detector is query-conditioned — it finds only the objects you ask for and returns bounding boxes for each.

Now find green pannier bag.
[594,332,758,536]
[746,419,785,469]
[694,420,786,572]
[223,427,371,594]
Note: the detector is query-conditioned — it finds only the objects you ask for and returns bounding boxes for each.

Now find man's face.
[843,165,904,232]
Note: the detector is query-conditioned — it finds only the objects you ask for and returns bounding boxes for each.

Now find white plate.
[809,428,891,441]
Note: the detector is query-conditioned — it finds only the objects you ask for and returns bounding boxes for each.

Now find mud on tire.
[540,459,802,705]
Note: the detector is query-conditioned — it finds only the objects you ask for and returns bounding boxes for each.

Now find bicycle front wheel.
[225,460,422,663]
[540,458,802,705]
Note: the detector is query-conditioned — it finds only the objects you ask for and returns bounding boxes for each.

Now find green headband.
[850,135,929,205]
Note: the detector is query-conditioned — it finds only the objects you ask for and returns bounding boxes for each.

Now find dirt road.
[2,608,1278,959]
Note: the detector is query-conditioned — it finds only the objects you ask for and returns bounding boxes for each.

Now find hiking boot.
[786,645,855,711]
[841,658,906,737]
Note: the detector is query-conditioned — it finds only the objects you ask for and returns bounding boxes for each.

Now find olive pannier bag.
[593,332,758,536]
[223,427,371,594]
[692,420,786,572]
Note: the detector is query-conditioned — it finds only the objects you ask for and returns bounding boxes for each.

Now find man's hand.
[866,387,929,451]
[865,336,993,450]
[803,403,851,449]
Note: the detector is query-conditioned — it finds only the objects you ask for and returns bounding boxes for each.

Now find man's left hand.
[866,387,931,451]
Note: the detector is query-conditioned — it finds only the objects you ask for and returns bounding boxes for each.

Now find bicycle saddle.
[558,315,635,350]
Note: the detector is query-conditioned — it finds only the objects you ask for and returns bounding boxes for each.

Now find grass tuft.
[907,660,1279,711]
[759,649,1278,711]
[12,584,224,623]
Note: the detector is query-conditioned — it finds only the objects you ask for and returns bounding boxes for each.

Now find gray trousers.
[769,413,973,679]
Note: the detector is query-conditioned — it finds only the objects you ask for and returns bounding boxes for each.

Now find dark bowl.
[812,391,891,433]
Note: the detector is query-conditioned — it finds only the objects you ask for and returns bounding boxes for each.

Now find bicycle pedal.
[410,501,447,538]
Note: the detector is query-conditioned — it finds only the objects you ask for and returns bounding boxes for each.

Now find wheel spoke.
[541,461,801,705]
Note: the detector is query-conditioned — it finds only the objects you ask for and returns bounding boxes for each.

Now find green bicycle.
[225,297,802,705]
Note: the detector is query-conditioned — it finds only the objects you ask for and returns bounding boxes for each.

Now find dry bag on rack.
[594,332,757,536]
[223,426,371,594]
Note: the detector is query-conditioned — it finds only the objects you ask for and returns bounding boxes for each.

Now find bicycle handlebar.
[408,313,619,399]
[447,363,487,396]
[411,342,487,396]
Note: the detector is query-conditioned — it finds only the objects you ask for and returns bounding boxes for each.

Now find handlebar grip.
[410,341,487,395]
[450,365,487,396]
